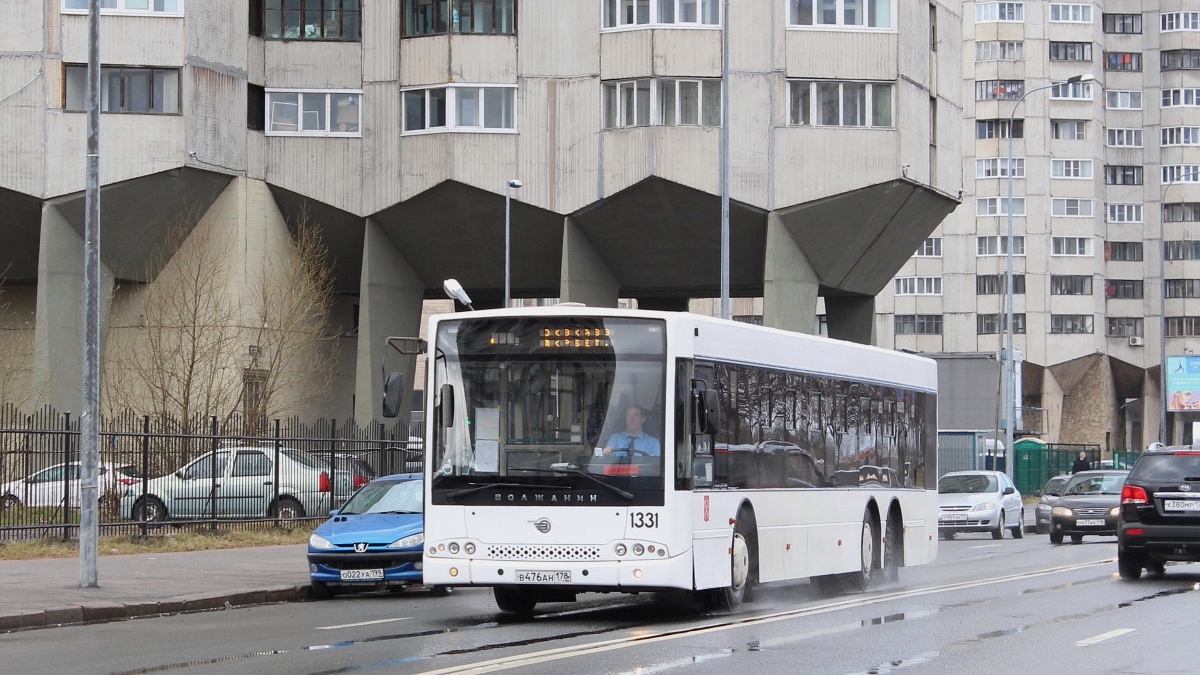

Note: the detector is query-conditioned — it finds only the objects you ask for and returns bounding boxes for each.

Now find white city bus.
[413,307,938,614]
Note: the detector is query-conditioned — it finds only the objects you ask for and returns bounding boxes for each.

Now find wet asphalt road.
[3,533,1198,675]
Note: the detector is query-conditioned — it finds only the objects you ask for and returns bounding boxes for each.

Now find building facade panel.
[263,42,362,89]
[187,0,246,71]
[43,112,185,197]
[519,0,600,77]
[400,36,451,87]
[784,31,898,80]
[653,29,721,78]
[362,0,401,83]
[187,65,246,175]
[265,137,364,215]
[361,81,402,214]
[450,35,517,83]
[599,29,654,81]
[61,16,186,67]
[0,56,46,196]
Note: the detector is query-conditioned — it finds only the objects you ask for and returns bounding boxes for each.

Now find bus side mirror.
[382,372,404,418]
[438,383,455,428]
[691,382,719,435]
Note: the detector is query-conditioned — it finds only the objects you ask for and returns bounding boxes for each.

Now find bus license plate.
[1164,500,1200,512]
[1076,519,1105,527]
[340,568,384,580]
[516,570,571,584]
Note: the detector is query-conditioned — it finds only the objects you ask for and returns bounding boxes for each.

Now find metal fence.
[1011,442,1102,495]
[0,405,423,540]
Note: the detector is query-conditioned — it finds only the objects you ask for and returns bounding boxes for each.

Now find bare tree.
[0,275,39,410]
[242,205,339,434]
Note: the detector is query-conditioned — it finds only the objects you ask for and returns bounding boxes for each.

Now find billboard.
[1166,355,1200,412]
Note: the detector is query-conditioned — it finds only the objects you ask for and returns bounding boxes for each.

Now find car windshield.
[1042,478,1066,496]
[280,448,323,469]
[339,479,423,515]
[939,474,997,494]
[115,465,143,478]
[1130,454,1200,482]
[1064,473,1126,495]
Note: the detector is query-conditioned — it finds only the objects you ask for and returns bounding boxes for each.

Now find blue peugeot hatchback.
[307,473,449,598]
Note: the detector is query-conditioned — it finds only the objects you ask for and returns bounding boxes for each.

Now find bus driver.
[602,405,661,456]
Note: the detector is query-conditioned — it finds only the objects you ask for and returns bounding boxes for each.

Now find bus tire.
[841,507,877,593]
[701,513,753,612]
[882,509,902,584]
[493,586,537,615]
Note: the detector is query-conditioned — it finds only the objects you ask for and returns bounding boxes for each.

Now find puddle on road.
[1019,574,1111,595]
[846,651,941,675]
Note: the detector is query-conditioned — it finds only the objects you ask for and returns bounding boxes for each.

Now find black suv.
[1116,446,1200,579]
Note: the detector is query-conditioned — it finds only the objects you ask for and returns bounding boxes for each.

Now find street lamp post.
[504,178,522,308]
[1159,167,1200,444]
[1004,74,1094,476]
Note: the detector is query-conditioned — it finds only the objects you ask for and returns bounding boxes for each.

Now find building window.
[893,276,942,296]
[604,0,719,28]
[975,2,1023,23]
[1049,42,1092,62]
[1162,50,1200,71]
[1103,13,1141,33]
[915,237,942,257]
[1050,275,1093,294]
[976,198,1025,216]
[976,41,1023,61]
[604,79,650,127]
[248,84,265,131]
[1105,90,1142,109]
[404,85,515,132]
[1106,128,1142,148]
[894,315,943,335]
[63,65,180,114]
[788,0,894,29]
[1161,12,1200,32]
[1051,159,1092,179]
[1048,3,1090,23]
[1051,315,1094,334]
[1049,80,1093,100]
[1051,198,1093,217]
[976,157,1025,178]
[254,0,361,40]
[977,235,1025,256]
[1164,203,1200,222]
[1050,119,1086,140]
[789,80,893,127]
[406,0,515,36]
[1105,52,1142,71]
[1166,280,1200,298]
[1165,241,1200,261]
[1162,165,1200,185]
[976,80,1023,101]
[1162,127,1200,146]
[977,313,1026,334]
[976,119,1023,139]
[63,0,182,15]
[1107,318,1143,337]
[977,274,1025,295]
[1107,280,1144,299]
[1106,242,1143,261]
[1105,166,1143,186]
[658,79,721,126]
[266,90,362,135]
[1106,203,1142,223]
[1051,238,1093,257]
[1162,89,1200,108]
[1166,318,1200,337]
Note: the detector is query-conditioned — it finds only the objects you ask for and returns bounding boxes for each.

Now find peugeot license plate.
[940,514,967,522]
[1076,519,1105,527]
[1164,499,1200,512]
[340,568,384,581]
[515,570,572,584]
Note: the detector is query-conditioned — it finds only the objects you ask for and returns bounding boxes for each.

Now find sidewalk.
[0,544,311,632]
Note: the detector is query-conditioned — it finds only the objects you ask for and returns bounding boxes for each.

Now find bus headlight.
[448,542,460,554]
[464,542,476,555]
[632,543,645,556]
[614,543,627,556]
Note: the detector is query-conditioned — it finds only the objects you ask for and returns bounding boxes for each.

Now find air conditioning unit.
[1128,336,1145,347]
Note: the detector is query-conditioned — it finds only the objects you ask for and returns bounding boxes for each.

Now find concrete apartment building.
[0,1,963,424]
[876,1,1200,451]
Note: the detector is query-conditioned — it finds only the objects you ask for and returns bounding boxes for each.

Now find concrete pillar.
[1042,370,1065,443]
[354,218,424,424]
[762,212,818,333]
[32,203,112,413]
[1144,370,1162,447]
[560,216,618,307]
[825,295,876,345]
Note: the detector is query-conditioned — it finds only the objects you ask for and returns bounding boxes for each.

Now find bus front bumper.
[422,552,695,590]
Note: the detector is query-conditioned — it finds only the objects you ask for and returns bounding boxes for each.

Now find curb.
[0,584,311,633]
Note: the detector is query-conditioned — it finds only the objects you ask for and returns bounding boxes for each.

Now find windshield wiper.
[513,467,635,501]
[444,482,569,502]
[374,510,421,514]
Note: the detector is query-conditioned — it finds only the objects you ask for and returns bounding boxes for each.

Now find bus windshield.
[430,317,667,506]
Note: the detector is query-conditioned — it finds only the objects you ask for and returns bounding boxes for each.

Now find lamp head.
[1066,74,1096,84]
[507,179,523,189]
[442,278,473,307]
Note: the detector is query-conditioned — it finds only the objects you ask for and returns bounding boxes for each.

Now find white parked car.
[119,446,340,521]
[937,470,1024,540]
[1,461,142,510]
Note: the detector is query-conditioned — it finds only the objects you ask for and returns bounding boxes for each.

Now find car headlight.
[970,502,996,512]
[309,533,335,550]
[1109,506,1121,517]
[387,533,424,549]
[1052,506,1074,517]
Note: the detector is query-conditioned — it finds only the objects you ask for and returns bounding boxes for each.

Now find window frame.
[975,2,1024,24]
[1161,89,1200,108]
[977,313,1027,334]
[1106,241,1143,262]
[265,88,363,137]
[1105,128,1143,148]
[63,64,181,115]
[976,235,1026,256]
[402,84,518,134]
[976,157,1025,179]
[893,314,943,335]
[1106,317,1143,338]
[1106,203,1143,223]
[1161,50,1200,71]
[787,0,896,30]
[1163,127,1200,147]
[1102,13,1142,34]
[604,0,722,30]
[1161,12,1200,33]
[976,119,1024,139]
[914,237,942,257]
[1051,238,1093,257]
[1050,119,1087,140]
[1050,198,1094,217]
[256,0,362,41]
[976,80,1024,101]
[1049,80,1093,100]
[405,0,517,37]
[1105,165,1144,186]
[975,40,1023,61]
[1051,158,1093,179]
[976,274,1025,295]
[1048,3,1090,23]
[893,276,943,296]
[1161,165,1200,185]
[1050,274,1093,294]
[1049,41,1092,62]
[1050,314,1094,335]
[62,0,183,17]
[1104,52,1142,72]
[788,80,894,128]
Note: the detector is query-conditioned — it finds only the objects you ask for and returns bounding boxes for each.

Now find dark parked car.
[1034,474,1070,535]
[1048,470,1128,544]
[1117,446,1200,579]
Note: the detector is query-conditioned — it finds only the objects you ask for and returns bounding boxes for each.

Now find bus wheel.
[702,515,751,612]
[493,586,537,615]
[842,508,877,593]
[882,512,902,584]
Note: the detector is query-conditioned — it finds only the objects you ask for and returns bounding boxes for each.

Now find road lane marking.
[968,545,1001,549]
[316,617,412,630]
[1075,628,1135,647]
[413,558,1114,675]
